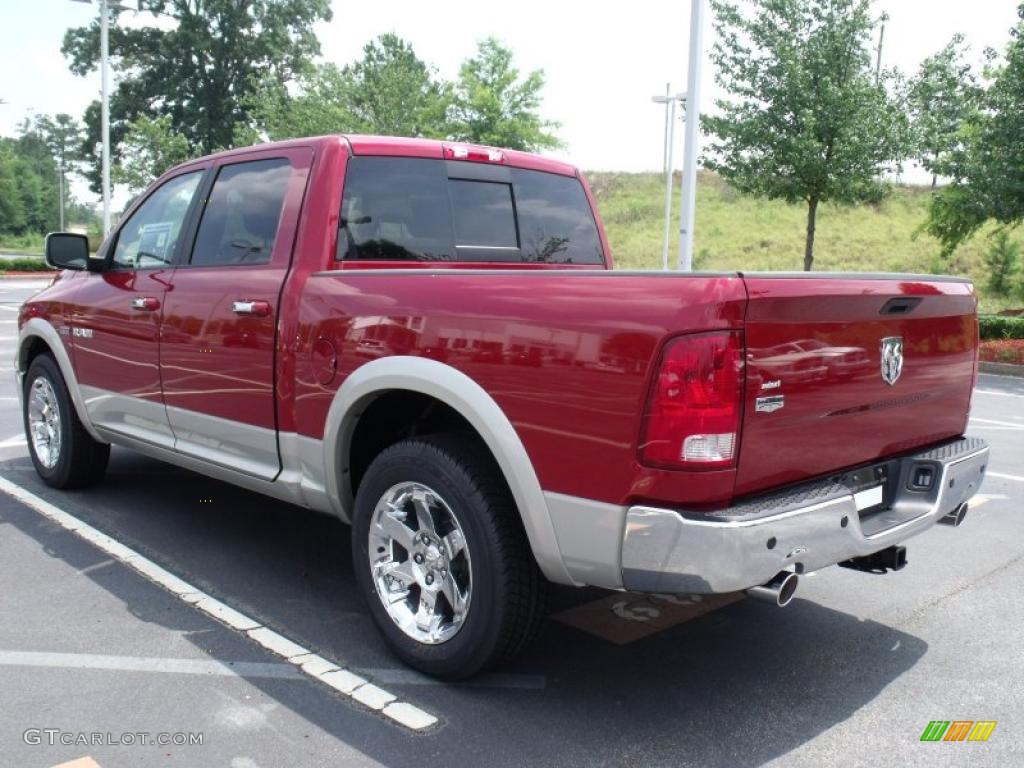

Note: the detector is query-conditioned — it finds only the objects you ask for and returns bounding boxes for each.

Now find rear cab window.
[337,156,604,265]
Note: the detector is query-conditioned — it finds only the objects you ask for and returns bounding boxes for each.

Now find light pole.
[875,12,889,85]
[655,83,671,177]
[100,0,110,235]
[678,0,705,272]
[57,164,65,230]
[72,0,128,236]
[651,90,687,270]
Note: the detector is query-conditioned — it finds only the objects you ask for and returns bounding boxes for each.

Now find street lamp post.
[875,12,889,85]
[72,0,125,235]
[651,90,687,270]
[100,0,111,235]
[677,0,705,272]
[58,165,65,230]
[658,83,670,177]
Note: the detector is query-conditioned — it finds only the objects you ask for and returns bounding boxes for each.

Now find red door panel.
[71,169,205,446]
[159,149,312,478]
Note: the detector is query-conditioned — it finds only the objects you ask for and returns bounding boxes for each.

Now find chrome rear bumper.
[620,437,989,594]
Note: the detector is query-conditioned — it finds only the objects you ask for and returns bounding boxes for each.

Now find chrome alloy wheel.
[27,376,62,469]
[368,482,472,645]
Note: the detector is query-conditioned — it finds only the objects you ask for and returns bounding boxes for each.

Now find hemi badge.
[756,395,785,414]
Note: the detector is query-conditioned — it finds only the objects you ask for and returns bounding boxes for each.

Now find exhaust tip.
[776,571,799,606]
[940,503,968,527]
[747,571,800,607]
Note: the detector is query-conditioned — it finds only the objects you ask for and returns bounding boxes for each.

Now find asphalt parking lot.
[1,277,1022,768]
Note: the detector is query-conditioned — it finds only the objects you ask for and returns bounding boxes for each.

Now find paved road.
[1,278,1022,767]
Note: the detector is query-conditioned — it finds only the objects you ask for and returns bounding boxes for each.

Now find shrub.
[979,314,1024,340]
[0,257,52,272]
[979,339,1024,365]
[983,231,1020,295]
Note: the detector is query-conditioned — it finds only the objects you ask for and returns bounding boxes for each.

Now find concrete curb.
[979,361,1024,378]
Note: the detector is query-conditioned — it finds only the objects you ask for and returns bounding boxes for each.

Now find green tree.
[62,0,331,193]
[342,34,450,137]
[113,114,193,193]
[0,142,28,234]
[31,113,83,173]
[704,0,910,270]
[250,65,353,140]
[908,35,981,188]
[13,124,61,232]
[448,38,561,151]
[924,5,1024,255]
[983,231,1020,296]
[26,113,83,227]
[253,35,450,140]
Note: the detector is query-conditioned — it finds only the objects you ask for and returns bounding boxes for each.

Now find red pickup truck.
[20,135,988,678]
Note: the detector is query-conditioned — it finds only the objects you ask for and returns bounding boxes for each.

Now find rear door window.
[338,156,604,264]
[190,158,291,266]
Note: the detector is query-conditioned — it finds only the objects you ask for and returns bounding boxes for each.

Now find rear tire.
[352,434,546,679]
[23,354,110,489]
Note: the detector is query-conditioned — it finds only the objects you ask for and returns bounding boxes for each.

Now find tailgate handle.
[880,297,922,315]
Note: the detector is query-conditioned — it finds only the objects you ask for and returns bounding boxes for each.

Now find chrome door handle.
[232,300,271,317]
[131,297,160,311]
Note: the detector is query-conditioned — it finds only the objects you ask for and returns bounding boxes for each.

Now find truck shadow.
[1,448,928,768]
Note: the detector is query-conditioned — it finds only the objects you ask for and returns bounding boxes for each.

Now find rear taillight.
[639,331,744,470]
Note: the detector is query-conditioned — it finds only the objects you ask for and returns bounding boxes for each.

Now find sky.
[1,0,1020,206]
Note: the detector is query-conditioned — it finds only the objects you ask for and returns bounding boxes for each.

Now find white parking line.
[0,475,441,732]
[987,471,1024,484]
[0,434,27,449]
[970,417,1024,429]
[975,388,1024,399]
[0,650,304,680]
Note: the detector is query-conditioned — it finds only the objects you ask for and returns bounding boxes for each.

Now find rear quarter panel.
[292,271,747,507]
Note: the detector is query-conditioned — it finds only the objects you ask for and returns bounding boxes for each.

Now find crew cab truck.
[20,135,989,679]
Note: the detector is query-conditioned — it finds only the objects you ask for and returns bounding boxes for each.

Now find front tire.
[352,434,545,679]
[23,354,110,489]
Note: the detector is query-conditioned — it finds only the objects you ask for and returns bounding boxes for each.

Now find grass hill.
[588,171,1014,313]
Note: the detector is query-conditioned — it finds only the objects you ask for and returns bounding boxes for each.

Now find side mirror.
[45,233,91,271]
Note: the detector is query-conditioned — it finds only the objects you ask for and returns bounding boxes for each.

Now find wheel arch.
[16,318,103,442]
[323,356,575,586]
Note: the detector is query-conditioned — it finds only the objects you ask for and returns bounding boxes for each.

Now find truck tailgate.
[736,276,977,496]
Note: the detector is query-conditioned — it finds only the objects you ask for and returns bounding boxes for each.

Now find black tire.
[23,353,110,489]
[352,434,546,680]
